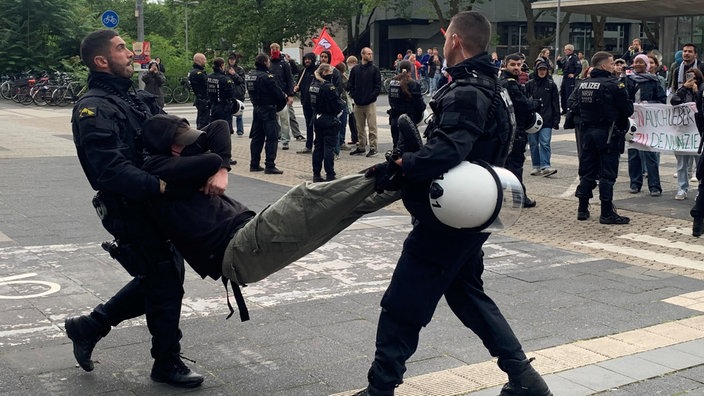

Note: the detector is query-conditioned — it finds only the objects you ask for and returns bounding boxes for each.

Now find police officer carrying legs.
[207,57,236,134]
[572,51,634,224]
[354,12,551,396]
[246,53,288,174]
[65,30,204,388]
[189,52,210,129]
[310,63,345,182]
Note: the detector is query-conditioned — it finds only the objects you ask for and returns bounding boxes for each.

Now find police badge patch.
[79,107,96,119]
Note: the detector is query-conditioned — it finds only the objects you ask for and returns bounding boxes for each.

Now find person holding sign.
[669,68,703,201]
[626,54,666,197]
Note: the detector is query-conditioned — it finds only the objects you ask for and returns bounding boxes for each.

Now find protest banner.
[626,102,701,154]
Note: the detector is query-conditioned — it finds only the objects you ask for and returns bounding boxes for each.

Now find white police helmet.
[526,112,543,134]
[233,99,245,117]
[428,161,523,231]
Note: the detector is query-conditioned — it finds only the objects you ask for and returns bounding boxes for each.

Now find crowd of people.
[62,12,702,396]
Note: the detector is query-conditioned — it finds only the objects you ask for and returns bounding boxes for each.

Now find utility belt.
[93,191,177,277]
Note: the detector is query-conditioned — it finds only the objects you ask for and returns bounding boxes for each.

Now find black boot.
[499,358,552,396]
[396,114,423,154]
[577,198,590,221]
[65,315,110,372]
[694,217,703,237]
[150,356,204,388]
[599,201,630,225]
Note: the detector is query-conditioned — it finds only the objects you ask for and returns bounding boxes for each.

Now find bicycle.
[171,76,191,104]
[51,80,85,106]
[162,85,174,104]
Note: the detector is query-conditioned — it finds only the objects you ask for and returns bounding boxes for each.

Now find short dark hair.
[254,53,269,68]
[591,51,613,68]
[80,30,119,71]
[504,53,523,64]
[449,11,491,54]
[213,57,225,70]
[683,43,698,53]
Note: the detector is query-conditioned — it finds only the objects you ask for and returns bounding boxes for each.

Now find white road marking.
[618,233,704,254]
[573,240,704,271]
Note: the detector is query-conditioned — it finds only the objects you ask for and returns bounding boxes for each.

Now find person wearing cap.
[556,44,582,115]
[138,113,401,305]
[66,30,205,388]
[525,61,560,177]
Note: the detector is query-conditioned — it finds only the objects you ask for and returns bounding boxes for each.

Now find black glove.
[364,160,403,193]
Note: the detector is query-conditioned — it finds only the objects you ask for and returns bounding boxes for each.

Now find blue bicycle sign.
[101,10,119,29]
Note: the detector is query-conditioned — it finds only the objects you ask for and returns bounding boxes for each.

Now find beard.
[107,56,134,79]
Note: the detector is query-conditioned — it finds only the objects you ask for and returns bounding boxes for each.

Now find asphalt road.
[1,96,703,396]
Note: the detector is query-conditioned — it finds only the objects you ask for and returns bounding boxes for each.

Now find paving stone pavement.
[1,99,703,396]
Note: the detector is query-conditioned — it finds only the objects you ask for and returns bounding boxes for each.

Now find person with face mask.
[268,43,296,150]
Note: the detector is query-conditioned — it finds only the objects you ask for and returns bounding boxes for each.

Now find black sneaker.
[313,174,325,183]
[65,315,108,372]
[295,135,305,141]
[150,356,204,388]
[249,166,264,172]
[350,147,366,155]
[577,210,590,221]
[693,217,703,237]
[397,114,423,153]
[366,149,378,157]
[297,148,312,154]
[599,210,630,225]
[264,167,284,175]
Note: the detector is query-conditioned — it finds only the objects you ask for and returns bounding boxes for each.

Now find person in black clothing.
[310,63,345,182]
[294,52,318,153]
[501,53,541,208]
[621,38,647,66]
[188,52,210,129]
[570,51,634,224]
[525,61,561,176]
[207,57,236,135]
[65,29,205,389]
[354,11,552,396]
[557,44,582,114]
[246,53,288,174]
[387,60,426,148]
[349,47,382,157]
[227,52,246,136]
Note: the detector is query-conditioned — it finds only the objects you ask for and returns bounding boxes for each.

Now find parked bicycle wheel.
[18,86,34,105]
[0,81,12,100]
[162,86,174,104]
[32,86,53,106]
[51,87,69,107]
[172,86,191,103]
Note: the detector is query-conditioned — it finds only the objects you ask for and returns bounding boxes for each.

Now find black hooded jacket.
[298,53,318,106]
[141,122,254,279]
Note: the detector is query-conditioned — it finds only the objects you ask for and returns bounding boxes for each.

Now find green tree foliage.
[0,0,86,74]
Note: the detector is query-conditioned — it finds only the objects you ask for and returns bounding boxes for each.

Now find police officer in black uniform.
[501,53,541,208]
[188,52,209,129]
[387,60,426,148]
[570,51,634,224]
[246,53,288,174]
[65,30,204,388]
[207,57,236,134]
[309,63,344,182]
[354,12,552,396]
